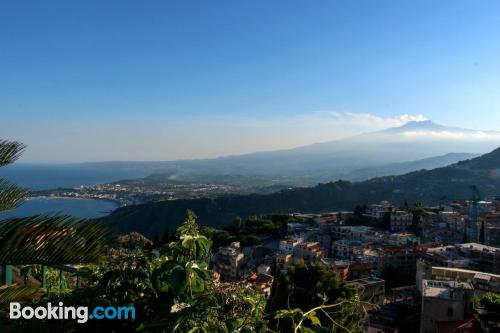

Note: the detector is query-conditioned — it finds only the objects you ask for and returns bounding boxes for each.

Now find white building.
[279,237,302,254]
[390,210,413,232]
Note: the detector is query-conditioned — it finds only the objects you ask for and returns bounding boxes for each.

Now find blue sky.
[1,1,499,162]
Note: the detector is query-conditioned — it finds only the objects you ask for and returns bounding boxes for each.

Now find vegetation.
[474,292,500,331]
[0,140,108,303]
[267,264,365,332]
[200,214,300,249]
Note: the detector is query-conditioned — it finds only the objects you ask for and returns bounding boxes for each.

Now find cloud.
[401,130,500,140]
[307,111,428,129]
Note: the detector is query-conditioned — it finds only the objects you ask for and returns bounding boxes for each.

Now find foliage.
[7,210,267,332]
[381,263,415,289]
[154,284,268,333]
[20,265,72,294]
[267,264,364,332]
[0,139,108,309]
[474,292,500,331]
[0,140,28,212]
[118,232,153,250]
[0,215,108,265]
[481,292,500,313]
[274,299,363,333]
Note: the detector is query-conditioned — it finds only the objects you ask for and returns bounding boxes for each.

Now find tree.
[0,139,107,303]
[481,292,500,313]
[267,264,364,332]
[475,292,500,331]
[152,233,161,248]
[353,205,366,218]
[233,216,242,231]
[381,264,414,288]
[479,221,485,244]
[162,225,175,244]
[382,212,391,229]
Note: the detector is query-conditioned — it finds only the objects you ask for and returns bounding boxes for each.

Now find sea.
[0,163,149,218]
[0,197,119,219]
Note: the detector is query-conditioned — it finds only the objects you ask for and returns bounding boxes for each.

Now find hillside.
[102,147,500,237]
[344,152,479,181]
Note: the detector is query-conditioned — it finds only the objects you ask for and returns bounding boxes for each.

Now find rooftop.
[423,280,472,300]
[347,276,385,287]
[458,243,500,253]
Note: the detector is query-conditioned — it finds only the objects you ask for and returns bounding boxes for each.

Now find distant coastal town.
[32,181,253,207]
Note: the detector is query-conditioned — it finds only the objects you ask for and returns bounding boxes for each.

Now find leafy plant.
[0,140,108,304]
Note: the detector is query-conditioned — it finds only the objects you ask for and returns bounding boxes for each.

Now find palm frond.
[0,285,41,305]
[0,139,26,167]
[0,215,109,265]
[0,179,29,213]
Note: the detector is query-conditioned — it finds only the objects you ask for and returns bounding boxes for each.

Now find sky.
[1,0,499,162]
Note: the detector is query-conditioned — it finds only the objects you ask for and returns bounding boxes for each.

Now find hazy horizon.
[9,118,500,164]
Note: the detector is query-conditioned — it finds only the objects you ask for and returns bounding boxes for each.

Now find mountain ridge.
[129,120,500,186]
[102,145,500,237]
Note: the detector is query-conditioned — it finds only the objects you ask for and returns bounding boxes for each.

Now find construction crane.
[467,185,481,243]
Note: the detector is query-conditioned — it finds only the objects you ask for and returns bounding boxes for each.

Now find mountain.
[102,146,500,237]
[344,152,480,181]
[116,120,500,186]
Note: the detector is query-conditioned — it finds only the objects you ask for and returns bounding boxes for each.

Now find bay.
[0,197,119,219]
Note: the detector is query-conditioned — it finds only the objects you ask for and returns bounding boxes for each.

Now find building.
[294,241,325,263]
[275,253,293,274]
[421,245,472,270]
[279,237,302,254]
[456,243,500,274]
[364,201,394,220]
[387,232,420,246]
[422,226,464,244]
[420,243,500,274]
[214,242,245,281]
[320,258,350,280]
[347,276,385,306]
[476,211,500,246]
[372,246,418,284]
[246,273,274,298]
[390,211,413,232]
[332,239,364,259]
[416,260,500,294]
[420,280,474,333]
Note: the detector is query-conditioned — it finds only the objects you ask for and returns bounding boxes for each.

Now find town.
[206,196,500,332]
[33,181,251,206]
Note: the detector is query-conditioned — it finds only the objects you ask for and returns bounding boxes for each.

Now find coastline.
[27,195,122,207]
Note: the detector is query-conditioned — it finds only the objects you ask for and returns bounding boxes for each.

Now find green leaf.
[0,139,26,167]
[0,215,108,265]
[274,308,303,319]
[0,285,41,305]
[308,313,321,326]
[225,318,244,332]
[0,179,28,213]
